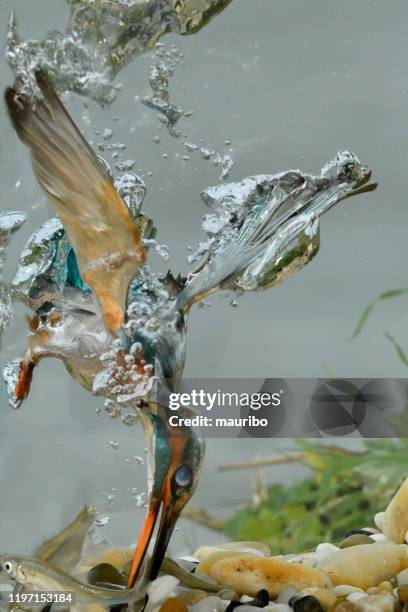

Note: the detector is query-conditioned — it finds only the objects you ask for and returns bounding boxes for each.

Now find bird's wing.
[5,72,146,333]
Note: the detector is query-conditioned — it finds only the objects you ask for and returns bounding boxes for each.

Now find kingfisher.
[4,71,376,588]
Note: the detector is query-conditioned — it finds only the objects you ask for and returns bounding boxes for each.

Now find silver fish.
[1,554,147,607]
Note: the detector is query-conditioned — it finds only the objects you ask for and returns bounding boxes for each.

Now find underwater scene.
[1,0,408,610]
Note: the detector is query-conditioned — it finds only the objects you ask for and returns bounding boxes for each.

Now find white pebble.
[374,511,385,530]
[315,542,339,562]
[397,567,408,585]
[347,592,369,603]
[190,596,228,611]
[146,575,178,605]
[334,585,365,596]
[369,533,387,542]
[276,588,299,604]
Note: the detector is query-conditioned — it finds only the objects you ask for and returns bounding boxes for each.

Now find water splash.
[6,0,233,105]
[0,211,26,339]
[142,45,185,135]
[178,151,376,306]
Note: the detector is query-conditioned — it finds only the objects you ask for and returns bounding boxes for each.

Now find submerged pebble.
[209,555,330,597]
[318,542,408,589]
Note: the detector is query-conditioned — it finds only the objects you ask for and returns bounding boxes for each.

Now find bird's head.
[127,403,205,587]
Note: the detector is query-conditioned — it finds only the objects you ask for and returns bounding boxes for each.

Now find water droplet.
[95,516,110,527]
[122,413,139,426]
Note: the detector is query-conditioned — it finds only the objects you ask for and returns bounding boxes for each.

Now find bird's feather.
[5,72,146,333]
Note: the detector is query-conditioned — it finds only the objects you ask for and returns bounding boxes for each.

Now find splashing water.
[0,211,26,338]
[178,151,375,306]
[142,45,185,135]
[6,0,233,105]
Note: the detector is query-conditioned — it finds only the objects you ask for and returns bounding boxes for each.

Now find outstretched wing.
[5,72,146,333]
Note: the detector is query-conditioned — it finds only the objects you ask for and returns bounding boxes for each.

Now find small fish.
[161,557,219,592]
[9,506,97,610]
[1,554,147,607]
[86,554,219,593]
[35,505,97,570]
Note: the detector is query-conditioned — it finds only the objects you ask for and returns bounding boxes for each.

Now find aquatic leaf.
[384,332,408,368]
[351,302,375,338]
[352,288,408,338]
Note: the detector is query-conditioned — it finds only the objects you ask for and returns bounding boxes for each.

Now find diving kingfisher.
[4,71,376,588]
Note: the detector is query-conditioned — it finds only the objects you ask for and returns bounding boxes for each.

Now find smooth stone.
[301,587,337,609]
[353,594,394,611]
[369,534,387,542]
[398,585,408,603]
[147,575,179,605]
[158,597,188,612]
[339,535,374,549]
[218,589,240,601]
[344,529,376,538]
[194,547,225,561]
[381,479,408,543]
[366,581,393,595]
[398,568,408,586]
[347,593,367,604]
[333,585,364,597]
[177,589,208,604]
[220,542,271,556]
[209,555,331,597]
[289,595,324,611]
[189,595,228,612]
[334,604,356,611]
[318,542,408,589]
[194,542,269,561]
[265,606,292,612]
[374,512,385,531]
[315,543,339,563]
[198,551,248,576]
[276,588,300,604]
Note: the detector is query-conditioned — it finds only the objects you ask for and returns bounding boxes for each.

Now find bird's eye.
[173,465,193,488]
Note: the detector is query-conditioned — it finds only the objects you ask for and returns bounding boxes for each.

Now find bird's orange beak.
[126,475,181,587]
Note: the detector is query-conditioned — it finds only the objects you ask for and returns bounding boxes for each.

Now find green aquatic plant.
[224,439,408,554]
[352,287,408,367]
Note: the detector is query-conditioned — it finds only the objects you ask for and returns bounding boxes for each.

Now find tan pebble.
[302,586,337,608]
[193,541,269,561]
[353,594,394,611]
[334,585,365,597]
[177,589,208,605]
[197,551,247,576]
[217,588,239,600]
[374,512,385,531]
[220,541,270,556]
[159,597,188,612]
[366,581,393,595]
[209,554,331,597]
[334,602,357,611]
[399,585,408,603]
[381,479,408,544]
[318,542,408,589]
[193,546,224,561]
[398,568,408,586]
[339,535,374,549]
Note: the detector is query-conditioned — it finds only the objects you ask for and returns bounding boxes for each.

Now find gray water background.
[0,0,407,555]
